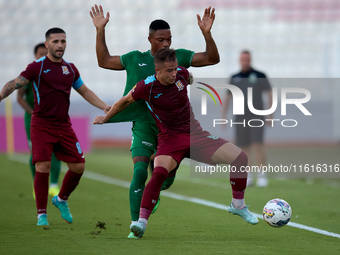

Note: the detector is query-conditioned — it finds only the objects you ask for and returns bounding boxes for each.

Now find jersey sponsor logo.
[152,199,157,204]
[43,69,51,73]
[138,63,147,66]
[62,66,70,75]
[134,189,142,193]
[154,93,162,98]
[142,141,153,147]
[175,80,184,91]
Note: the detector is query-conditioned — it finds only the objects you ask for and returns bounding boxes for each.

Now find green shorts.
[24,112,32,150]
[130,121,158,157]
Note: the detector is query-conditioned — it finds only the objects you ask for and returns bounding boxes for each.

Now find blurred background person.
[222,50,272,187]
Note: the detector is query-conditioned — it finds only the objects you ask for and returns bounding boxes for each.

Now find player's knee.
[233,151,248,166]
[133,162,148,182]
[132,156,150,164]
[152,166,169,178]
[68,163,85,174]
[35,161,51,173]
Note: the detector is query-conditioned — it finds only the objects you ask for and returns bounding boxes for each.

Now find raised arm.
[76,84,111,113]
[191,7,220,67]
[0,76,30,103]
[17,86,33,115]
[93,91,136,125]
[89,4,124,70]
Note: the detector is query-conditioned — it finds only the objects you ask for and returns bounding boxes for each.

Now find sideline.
[8,154,340,239]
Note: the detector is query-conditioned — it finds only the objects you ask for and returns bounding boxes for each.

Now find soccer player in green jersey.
[17,43,61,198]
[90,4,220,238]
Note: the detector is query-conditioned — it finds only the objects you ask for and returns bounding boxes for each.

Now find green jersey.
[108,49,194,123]
[24,82,35,109]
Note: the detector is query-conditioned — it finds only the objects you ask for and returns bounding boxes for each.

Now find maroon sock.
[140,166,168,219]
[230,151,248,199]
[58,170,83,200]
[34,172,49,214]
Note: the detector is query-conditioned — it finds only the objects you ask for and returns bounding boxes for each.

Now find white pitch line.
[8,154,340,239]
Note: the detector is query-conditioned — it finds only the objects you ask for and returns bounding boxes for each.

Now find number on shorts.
[76,142,82,154]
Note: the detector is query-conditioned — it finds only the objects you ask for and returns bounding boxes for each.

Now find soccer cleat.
[228,203,259,225]
[130,220,147,238]
[127,231,139,239]
[49,186,60,197]
[151,194,161,214]
[37,214,49,226]
[52,196,73,224]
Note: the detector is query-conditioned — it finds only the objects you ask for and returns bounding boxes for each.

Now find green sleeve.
[120,51,135,69]
[176,49,195,68]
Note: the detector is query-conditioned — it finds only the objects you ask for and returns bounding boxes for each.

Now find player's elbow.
[210,54,220,65]
[97,59,110,69]
[204,53,220,66]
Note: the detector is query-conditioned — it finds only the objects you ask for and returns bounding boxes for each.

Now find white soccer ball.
[263,198,292,227]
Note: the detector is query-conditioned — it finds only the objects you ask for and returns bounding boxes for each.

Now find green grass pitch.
[0,147,339,255]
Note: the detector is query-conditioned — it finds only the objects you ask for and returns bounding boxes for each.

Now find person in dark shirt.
[222,50,272,187]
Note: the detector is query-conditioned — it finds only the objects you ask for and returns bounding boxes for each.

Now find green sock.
[29,154,35,180]
[129,161,148,221]
[50,153,61,185]
[161,175,176,191]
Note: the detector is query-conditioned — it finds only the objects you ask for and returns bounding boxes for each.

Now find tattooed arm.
[90,4,124,70]
[0,76,30,103]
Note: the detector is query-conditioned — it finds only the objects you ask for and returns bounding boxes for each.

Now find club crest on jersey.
[62,66,70,75]
[175,80,184,91]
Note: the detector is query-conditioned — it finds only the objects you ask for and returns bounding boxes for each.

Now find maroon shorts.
[156,130,228,165]
[31,124,85,164]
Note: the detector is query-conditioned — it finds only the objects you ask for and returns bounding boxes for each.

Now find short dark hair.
[34,43,46,55]
[154,48,177,66]
[45,27,66,40]
[241,50,251,55]
[149,19,170,33]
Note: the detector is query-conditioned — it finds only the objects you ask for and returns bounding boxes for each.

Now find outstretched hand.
[197,6,215,34]
[93,115,106,125]
[90,4,110,29]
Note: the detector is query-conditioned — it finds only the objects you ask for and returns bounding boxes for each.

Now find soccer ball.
[263,198,292,227]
